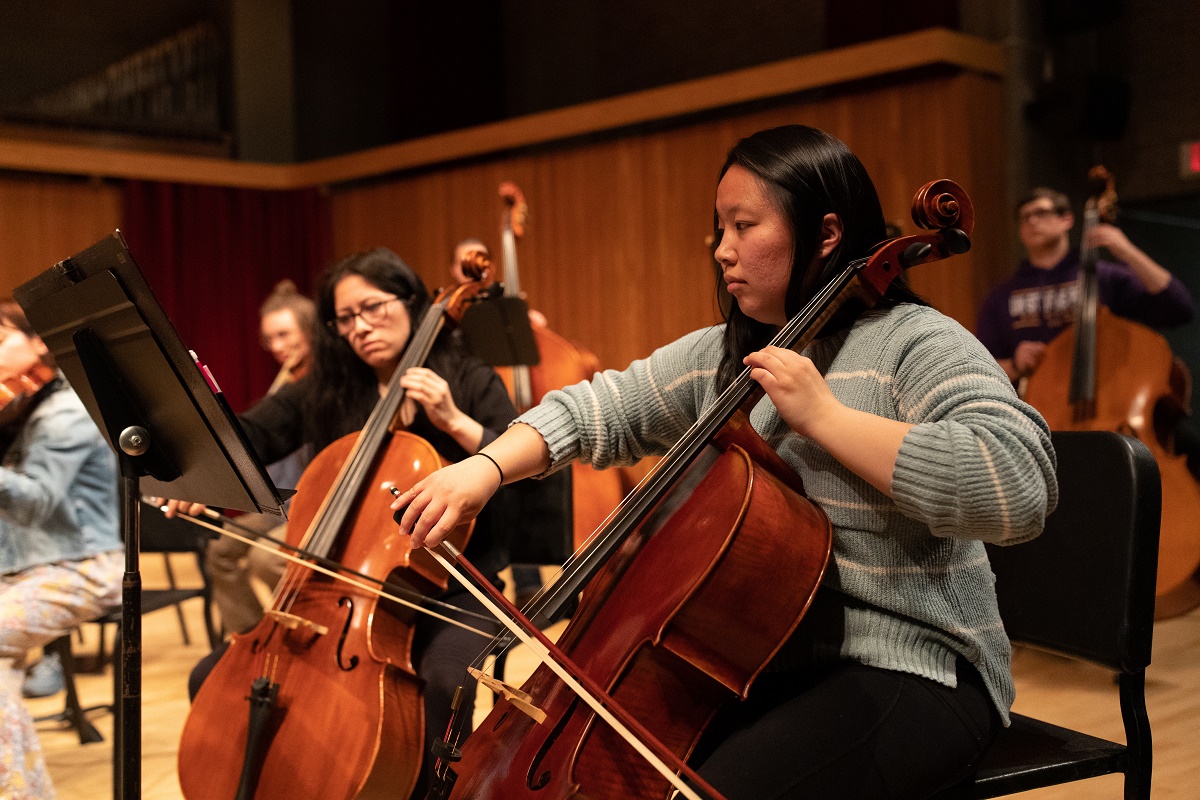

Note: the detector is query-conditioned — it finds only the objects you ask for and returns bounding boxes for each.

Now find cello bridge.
[264,610,329,636]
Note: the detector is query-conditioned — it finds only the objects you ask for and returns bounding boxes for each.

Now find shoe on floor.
[22,651,65,698]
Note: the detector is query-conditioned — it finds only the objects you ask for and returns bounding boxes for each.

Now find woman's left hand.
[746,345,911,496]
[744,346,842,438]
[400,367,465,432]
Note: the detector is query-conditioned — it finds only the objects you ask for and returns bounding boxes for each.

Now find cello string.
[272,294,451,614]
[429,543,721,800]
[466,251,879,675]
[187,505,501,628]
[505,255,865,634]
[160,507,497,638]
[454,257,869,674]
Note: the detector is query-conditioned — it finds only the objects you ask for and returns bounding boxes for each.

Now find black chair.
[106,508,221,648]
[934,430,1159,800]
[34,510,220,744]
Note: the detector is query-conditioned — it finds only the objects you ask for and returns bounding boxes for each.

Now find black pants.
[690,658,999,800]
[188,590,493,800]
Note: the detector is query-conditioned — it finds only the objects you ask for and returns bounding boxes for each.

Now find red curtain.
[121,181,332,412]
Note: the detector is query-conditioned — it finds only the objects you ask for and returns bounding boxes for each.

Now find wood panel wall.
[0,176,121,295]
[331,70,1007,373]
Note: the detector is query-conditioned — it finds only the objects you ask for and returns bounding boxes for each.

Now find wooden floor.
[24,557,1200,799]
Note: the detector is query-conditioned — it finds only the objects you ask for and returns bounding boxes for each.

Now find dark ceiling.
[0,1,217,105]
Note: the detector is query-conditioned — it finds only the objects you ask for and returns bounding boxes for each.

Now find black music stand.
[459,294,541,368]
[15,231,287,800]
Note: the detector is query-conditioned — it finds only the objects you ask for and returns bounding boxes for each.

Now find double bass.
[425,181,975,799]
[495,182,626,551]
[177,258,494,800]
[1023,166,1200,619]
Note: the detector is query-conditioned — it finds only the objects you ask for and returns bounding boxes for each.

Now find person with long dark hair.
[394,125,1058,799]
[1,300,122,799]
[173,247,517,799]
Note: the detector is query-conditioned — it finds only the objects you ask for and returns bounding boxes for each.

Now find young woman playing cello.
[174,247,518,799]
[395,125,1058,799]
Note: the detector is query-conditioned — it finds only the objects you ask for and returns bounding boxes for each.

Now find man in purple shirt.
[976,187,1194,384]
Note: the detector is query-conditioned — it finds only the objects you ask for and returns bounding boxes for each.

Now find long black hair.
[713,125,925,390]
[305,247,431,452]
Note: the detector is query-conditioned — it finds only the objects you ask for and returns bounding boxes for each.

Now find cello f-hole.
[336,597,360,671]
[251,624,278,655]
[528,696,581,791]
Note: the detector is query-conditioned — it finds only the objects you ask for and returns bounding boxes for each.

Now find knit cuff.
[890,423,959,521]
[515,400,581,474]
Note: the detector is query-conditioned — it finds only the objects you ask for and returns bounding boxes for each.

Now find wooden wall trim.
[0,137,301,189]
[0,28,1003,190]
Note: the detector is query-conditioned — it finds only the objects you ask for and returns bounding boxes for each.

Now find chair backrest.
[137,507,215,554]
[986,431,1159,674]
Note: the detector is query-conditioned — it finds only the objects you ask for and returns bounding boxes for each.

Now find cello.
[1022,166,1200,619]
[176,257,494,800]
[495,182,626,551]
[422,181,975,799]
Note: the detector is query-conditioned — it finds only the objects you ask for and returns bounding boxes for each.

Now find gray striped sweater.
[519,303,1058,723]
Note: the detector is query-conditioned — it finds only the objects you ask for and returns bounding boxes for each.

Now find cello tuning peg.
[941,228,971,255]
[901,242,933,267]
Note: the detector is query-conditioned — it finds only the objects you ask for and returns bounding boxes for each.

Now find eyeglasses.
[328,296,400,335]
[1018,207,1066,224]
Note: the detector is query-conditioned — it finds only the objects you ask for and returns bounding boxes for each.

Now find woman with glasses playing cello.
[171,247,518,799]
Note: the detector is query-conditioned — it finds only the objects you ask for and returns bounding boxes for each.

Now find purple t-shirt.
[975,249,1194,360]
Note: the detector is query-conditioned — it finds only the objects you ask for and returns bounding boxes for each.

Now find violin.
[426,181,974,800]
[265,349,305,396]
[1023,167,1200,618]
[496,182,626,550]
[0,361,58,427]
[176,254,496,800]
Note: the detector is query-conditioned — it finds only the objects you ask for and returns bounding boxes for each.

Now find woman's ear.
[816,213,843,258]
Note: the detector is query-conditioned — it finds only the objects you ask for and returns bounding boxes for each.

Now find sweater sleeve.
[517,327,721,471]
[1100,261,1195,328]
[237,379,308,465]
[888,314,1058,545]
[452,353,517,452]
[974,284,1016,359]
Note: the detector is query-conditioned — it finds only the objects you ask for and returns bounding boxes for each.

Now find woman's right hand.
[391,455,504,549]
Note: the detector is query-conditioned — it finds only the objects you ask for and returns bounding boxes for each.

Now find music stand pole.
[115,431,149,799]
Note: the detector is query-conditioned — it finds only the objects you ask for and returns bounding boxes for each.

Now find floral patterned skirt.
[1,551,123,799]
